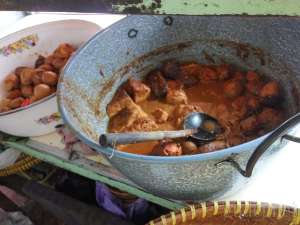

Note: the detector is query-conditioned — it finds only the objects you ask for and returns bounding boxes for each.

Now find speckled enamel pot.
[58,16,300,200]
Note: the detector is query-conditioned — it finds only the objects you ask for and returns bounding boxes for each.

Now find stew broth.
[107,61,285,156]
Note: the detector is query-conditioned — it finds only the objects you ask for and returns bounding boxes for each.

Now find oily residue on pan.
[63,88,98,141]
[64,79,96,112]
[94,75,119,119]
[216,39,268,66]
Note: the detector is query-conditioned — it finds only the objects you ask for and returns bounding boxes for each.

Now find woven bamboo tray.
[147,201,300,225]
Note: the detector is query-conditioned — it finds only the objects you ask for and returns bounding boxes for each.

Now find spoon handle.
[99,129,197,146]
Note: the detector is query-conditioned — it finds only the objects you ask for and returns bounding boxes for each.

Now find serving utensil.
[99,112,221,147]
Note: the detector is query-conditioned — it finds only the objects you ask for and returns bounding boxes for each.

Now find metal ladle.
[99,112,221,147]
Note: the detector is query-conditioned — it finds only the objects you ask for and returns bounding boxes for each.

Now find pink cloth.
[0,185,28,207]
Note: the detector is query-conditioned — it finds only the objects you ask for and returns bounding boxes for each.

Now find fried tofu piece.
[106,88,137,118]
[123,78,151,103]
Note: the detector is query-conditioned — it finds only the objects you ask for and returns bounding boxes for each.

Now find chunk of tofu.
[106,88,136,118]
[152,108,169,124]
[123,78,151,103]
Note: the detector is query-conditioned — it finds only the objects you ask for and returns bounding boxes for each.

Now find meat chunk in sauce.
[151,139,182,156]
[178,63,202,78]
[182,141,198,155]
[216,103,240,128]
[232,96,248,119]
[152,108,169,124]
[247,96,261,112]
[257,107,283,130]
[162,60,181,80]
[123,78,151,103]
[246,82,263,96]
[259,81,281,106]
[198,66,218,83]
[166,87,188,105]
[240,115,259,134]
[146,70,168,98]
[215,64,230,80]
[246,71,260,83]
[232,95,261,118]
[245,71,264,96]
[106,88,137,118]
[223,79,244,98]
[107,61,286,156]
[109,104,158,132]
[233,71,246,82]
[260,81,280,98]
[162,61,199,87]
[198,141,227,153]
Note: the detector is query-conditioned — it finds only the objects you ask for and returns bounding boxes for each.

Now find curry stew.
[106,61,285,156]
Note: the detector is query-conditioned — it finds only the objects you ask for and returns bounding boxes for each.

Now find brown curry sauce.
[106,61,285,156]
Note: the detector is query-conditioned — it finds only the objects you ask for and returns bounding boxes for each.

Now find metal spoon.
[99,112,221,147]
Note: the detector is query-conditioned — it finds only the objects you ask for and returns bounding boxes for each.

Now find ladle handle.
[99,129,197,147]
